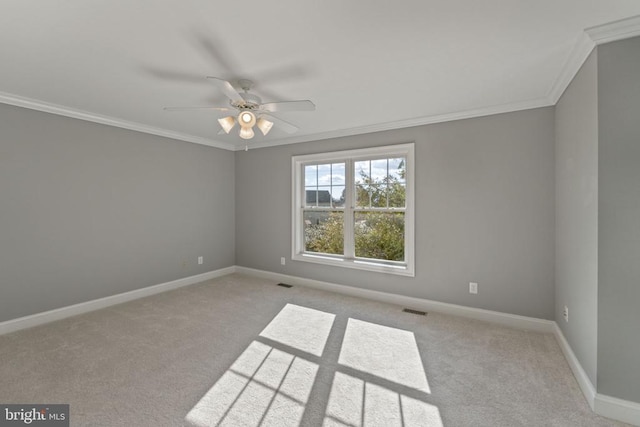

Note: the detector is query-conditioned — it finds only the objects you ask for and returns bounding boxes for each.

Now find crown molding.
[0,86,550,153]
[237,97,552,151]
[0,91,236,151]
[548,15,640,105]
[547,32,596,105]
[586,14,640,45]
[5,15,640,153]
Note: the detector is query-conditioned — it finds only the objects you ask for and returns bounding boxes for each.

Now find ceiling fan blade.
[206,77,244,104]
[163,106,233,112]
[142,66,208,85]
[260,100,315,113]
[261,113,299,134]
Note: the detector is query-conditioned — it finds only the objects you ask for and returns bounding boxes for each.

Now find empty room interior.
[1,2,640,426]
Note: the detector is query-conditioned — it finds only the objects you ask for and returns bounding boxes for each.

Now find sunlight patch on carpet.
[338,318,430,393]
[259,303,336,357]
[323,372,442,427]
[185,306,439,427]
[185,341,318,427]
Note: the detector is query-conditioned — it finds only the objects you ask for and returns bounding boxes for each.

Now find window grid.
[304,163,346,210]
[301,158,407,256]
[292,144,414,276]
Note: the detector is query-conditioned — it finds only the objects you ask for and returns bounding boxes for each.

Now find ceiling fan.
[164,77,315,140]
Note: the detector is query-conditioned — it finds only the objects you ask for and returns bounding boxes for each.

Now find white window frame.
[292,143,415,276]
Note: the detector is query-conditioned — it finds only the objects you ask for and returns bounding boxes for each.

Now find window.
[292,143,414,276]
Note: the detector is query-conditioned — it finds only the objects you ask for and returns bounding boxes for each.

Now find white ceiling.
[1,2,640,151]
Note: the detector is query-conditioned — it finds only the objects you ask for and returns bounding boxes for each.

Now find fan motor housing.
[233,92,262,109]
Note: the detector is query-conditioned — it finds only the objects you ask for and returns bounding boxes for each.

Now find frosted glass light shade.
[239,126,255,140]
[217,116,236,134]
[256,118,274,136]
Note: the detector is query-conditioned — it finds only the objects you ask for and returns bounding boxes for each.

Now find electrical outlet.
[563,306,569,322]
[469,282,478,294]
[280,257,286,266]
[198,256,203,265]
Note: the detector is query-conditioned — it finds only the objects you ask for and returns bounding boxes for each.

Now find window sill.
[292,253,415,277]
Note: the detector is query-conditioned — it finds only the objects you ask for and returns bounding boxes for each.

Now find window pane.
[304,211,344,255]
[370,159,388,183]
[356,184,370,207]
[354,212,405,261]
[355,161,370,185]
[305,165,317,186]
[305,187,318,207]
[332,163,345,185]
[369,184,388,207]
[388,158,406,183]
[332,185,345,207]
[316,186,333,206]
[317,164,332,185]
[388,183,406,207]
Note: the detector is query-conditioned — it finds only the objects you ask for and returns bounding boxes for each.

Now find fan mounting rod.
[237,79,253,92]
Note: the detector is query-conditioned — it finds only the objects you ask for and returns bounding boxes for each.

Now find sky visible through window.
[305,163,345,203]
[305,158,405,205]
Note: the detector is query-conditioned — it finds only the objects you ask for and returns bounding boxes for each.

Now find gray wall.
[0,103,235,322]
[555,51,599,385]
[236,107,556,319]
[597,36,640,403]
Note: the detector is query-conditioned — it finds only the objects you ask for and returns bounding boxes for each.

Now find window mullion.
[294,161,304,255]
[344,159,355,259]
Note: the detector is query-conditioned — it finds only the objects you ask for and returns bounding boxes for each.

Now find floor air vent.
[277,283,293,288]
[403,308,427,316]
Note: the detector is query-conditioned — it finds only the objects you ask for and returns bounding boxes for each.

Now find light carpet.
[0,273,626,426]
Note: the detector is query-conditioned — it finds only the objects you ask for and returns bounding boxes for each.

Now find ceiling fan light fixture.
[256,117,274,136]
[238,110,256,128]
[217,116,236,134]
[239,126,255,140]
[166,78,311,141]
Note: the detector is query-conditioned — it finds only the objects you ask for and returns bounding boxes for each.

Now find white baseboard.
[553,323,640,426]
[0,266,235,336]
[235,266,555,333]
[553,323,597,409]
[595,394,640,426]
